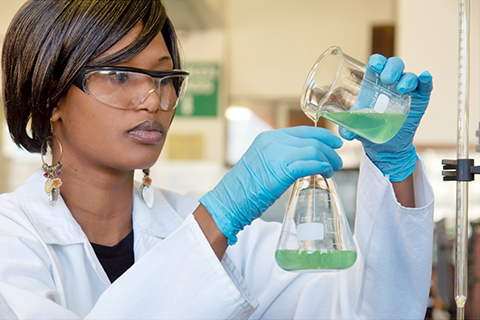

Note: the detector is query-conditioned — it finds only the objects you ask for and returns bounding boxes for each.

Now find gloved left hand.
[200,126,343,245]
[339,54,433,182]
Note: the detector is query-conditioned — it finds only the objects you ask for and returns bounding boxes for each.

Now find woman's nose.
[134,88,160,113]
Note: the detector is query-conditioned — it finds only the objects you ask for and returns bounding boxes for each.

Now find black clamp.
[442,159,480,181]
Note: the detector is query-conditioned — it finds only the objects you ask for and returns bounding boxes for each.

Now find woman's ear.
[50,96,65,122]
[51,106,61,122]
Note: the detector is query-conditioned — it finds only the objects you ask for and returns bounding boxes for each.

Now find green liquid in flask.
[275,250,357,271]
[322,111,407,144]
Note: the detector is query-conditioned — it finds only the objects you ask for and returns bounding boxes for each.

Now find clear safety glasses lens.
[84,70,188,111]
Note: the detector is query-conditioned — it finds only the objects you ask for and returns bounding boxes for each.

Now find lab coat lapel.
[11,169,112,286]
[13,169,86,246]
[131,184,189,260]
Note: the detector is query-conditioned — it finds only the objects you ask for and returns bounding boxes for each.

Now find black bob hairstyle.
[2,0,181,153]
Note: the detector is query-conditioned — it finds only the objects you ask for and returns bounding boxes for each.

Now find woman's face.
[52,24,176,172]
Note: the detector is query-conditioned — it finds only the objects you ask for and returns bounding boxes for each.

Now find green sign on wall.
[176,62,219,117]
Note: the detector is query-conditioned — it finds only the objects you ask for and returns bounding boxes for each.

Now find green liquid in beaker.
[322,111,407,144]
[275,249,357,271]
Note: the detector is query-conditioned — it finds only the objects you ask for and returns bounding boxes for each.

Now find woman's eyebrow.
[158,56,172,63]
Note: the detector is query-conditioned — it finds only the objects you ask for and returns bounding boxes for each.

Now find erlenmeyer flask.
[275,174,357,272]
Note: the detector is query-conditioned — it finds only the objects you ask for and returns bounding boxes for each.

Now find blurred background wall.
[0,1,480,316]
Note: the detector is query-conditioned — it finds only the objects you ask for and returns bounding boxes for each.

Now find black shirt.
[91,230,134,283]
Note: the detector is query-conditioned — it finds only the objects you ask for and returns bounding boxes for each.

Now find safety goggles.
[72,66,189,111]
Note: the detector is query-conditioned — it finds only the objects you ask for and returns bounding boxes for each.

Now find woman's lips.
[127,120,164,145]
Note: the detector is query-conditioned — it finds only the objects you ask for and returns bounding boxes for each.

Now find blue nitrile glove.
[339,54,433,182]
[199,126,343,245]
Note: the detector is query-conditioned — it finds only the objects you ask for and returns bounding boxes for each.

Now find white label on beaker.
[297,223,324,241]
[373,93,389,113]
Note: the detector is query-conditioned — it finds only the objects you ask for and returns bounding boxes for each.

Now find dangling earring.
[139,169,154,208]
[41,136,63,207]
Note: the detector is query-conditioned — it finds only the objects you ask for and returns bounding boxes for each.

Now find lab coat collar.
[131,181,186,239]
[13,169,186,246]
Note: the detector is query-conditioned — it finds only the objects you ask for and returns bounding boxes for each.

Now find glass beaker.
[275,174,357,272]
[301,46,411,144]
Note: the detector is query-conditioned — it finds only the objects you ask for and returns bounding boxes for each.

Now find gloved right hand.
[199,126,343,245]
[339,55,433,182]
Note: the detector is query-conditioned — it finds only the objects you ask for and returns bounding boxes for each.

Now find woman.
[0,0,434,319]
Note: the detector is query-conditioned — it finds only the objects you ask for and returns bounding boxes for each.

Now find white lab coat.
[0,153,434,319]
